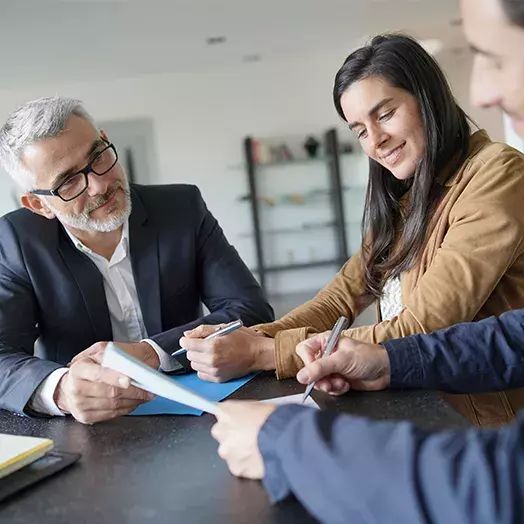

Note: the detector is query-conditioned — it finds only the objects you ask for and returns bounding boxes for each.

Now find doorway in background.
[99,118,158,185]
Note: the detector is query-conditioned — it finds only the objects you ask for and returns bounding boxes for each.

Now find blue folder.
[129,372,256,416]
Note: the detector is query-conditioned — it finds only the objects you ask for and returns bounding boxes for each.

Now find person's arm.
[344,148,524,344]
[294,309,524,398]
[0,217,62,415]
[259,404,524,524]
[0,217,159,422]
[180,248,374,381]
[254,250,374,378]
[150,189,274,353]
[385,308,524,393]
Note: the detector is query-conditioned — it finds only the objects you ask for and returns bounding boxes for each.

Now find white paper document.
[102,342,218,415]
[262,394,320,409]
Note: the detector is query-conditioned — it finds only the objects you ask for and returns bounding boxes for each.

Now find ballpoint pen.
[172,319,244,355]
[204,319,244,340]
[301,316,349,404]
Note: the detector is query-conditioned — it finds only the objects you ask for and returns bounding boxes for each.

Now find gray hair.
[0,96,96,190]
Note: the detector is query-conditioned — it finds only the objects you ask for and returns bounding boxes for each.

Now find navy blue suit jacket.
[0,184,273,414]
[259,310,524,524]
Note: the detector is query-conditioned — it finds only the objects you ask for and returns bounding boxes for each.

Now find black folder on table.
[0,450,80,503]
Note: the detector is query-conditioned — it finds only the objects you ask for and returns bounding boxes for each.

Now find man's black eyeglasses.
[31,142,118,202]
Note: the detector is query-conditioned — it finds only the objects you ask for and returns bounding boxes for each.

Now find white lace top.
[380,276,404,321]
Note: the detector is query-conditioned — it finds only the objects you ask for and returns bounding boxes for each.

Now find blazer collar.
[128,186,162,336]
[57,226,113,341]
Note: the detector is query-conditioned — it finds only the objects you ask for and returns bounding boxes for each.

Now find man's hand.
[211,400,277,479]
[54,356,155,424]
[70,341,160,369]
[295,333,391,395]
[179,325,276,382]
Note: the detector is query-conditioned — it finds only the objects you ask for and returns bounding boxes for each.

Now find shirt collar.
[64,220,129,257]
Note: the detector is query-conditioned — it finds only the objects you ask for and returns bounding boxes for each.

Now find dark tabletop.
[0,374,471,524]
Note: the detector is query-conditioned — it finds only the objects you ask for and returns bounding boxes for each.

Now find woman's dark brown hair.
[333,34,471,298]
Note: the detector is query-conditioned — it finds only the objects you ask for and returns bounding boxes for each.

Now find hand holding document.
[102,343,322,417]
[102,343,218,415]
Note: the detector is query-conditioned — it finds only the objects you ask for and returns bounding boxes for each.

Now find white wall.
[0,172,20,215]
[0,47,505,296]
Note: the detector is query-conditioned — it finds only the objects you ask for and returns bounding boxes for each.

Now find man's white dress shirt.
[29,221,175,416]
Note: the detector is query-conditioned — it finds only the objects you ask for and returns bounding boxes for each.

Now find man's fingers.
[197,371,220,383]
[315,377,333,393]
[72,358,131,388]
[315,376,350,395]
[69,377,154,401]
[190,361,229,382]
[330,376,349,392]
[190,361,217,376]
[210,421,225,441]
[103,384,155,402]
[296,353,345,384]
[73,406,138,425]
[296,332,331,365]
[88,352,105,365]
[70,342,108,365]
[296,344,318,366]
[73,395,151,412]
[328,384,350,396]
[70,347,99,365]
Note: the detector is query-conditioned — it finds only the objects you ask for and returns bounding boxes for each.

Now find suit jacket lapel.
[56,226,113,341]
[128,188,162,336]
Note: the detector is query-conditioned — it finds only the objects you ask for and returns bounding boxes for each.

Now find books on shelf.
[251,139,295,165]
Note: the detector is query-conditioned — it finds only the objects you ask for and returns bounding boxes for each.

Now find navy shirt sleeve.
[383,309,524,393]
[259,405,524,524]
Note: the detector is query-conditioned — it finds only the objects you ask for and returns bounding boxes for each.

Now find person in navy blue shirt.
[211,1,524,523]
[213,310,524,523]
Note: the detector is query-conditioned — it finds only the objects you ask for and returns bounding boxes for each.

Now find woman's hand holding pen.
[179,325,276,382]
[295,334,391,395]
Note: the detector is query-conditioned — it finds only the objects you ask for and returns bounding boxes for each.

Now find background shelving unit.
[242,128,366,293]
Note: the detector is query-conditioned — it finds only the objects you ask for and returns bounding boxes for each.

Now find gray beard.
[45,181,132,233]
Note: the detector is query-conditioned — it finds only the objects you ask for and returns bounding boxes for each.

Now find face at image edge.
[20,114,130,233]
[462,0,524,137]
[340,76,426,181]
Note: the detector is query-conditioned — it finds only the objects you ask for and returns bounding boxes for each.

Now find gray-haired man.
[0,97,273,424]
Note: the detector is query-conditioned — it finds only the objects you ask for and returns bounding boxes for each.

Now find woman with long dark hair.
[182,33,524,426]
[333,33,471,302]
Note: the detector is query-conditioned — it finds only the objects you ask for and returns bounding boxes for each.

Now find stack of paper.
[0,434,53,479]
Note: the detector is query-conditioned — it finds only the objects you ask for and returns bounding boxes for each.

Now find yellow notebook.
[0,434,53,480]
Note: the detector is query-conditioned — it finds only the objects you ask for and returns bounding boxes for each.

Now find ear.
[20,193,56,220]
